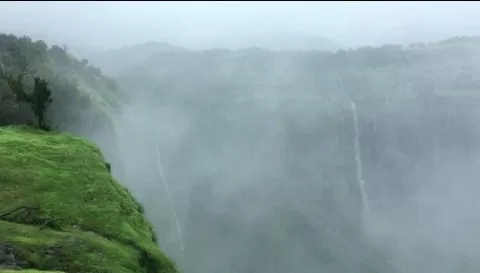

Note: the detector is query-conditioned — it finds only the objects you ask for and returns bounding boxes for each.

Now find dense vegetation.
[0,34,177,272]
[104,36,480,273]
[0,126,177,272]
[0,33,126,174]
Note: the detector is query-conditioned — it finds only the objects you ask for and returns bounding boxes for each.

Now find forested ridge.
[0,33,126,129]
[0,33,125,170]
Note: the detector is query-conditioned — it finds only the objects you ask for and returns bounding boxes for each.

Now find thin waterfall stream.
[350,100,370,214]
[155,146,185,252]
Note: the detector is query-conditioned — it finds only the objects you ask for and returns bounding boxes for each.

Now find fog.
[1,1,480,51]
[3,1,480,272]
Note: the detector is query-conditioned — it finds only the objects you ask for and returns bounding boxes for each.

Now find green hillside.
[0,33,123,133]
[0,126,177,273]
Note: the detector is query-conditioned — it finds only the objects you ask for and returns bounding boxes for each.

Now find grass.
[0,126,177,273]
[0,270,63,273]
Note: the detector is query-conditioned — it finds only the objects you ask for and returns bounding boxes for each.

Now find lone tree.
[0,70,53,130]
[29,77,53,130]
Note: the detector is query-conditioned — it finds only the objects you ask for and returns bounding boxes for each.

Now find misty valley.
[3,32,480,272]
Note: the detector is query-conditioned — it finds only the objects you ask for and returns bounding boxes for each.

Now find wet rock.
[0,242,20,269]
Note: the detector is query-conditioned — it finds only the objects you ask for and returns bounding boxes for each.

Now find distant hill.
[85,31,340,76]
[85,41,188,75]
[203,30,342,52]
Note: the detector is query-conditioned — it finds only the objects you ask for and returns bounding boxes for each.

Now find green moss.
[0,125,177,273]
[0,270,62,273]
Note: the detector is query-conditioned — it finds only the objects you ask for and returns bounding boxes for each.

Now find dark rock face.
[0,242,28,269]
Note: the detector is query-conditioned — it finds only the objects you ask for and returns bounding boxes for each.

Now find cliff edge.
[0,126,178,273]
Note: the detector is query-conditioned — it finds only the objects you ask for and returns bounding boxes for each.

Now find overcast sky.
[0,1,479,51]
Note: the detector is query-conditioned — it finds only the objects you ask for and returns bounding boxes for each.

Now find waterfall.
[156,147,185,252]
[350,100,370,214]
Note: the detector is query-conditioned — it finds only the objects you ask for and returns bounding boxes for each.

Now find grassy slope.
[0,270,62,273]
[0,126,177,273]
[0,270,63,273]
